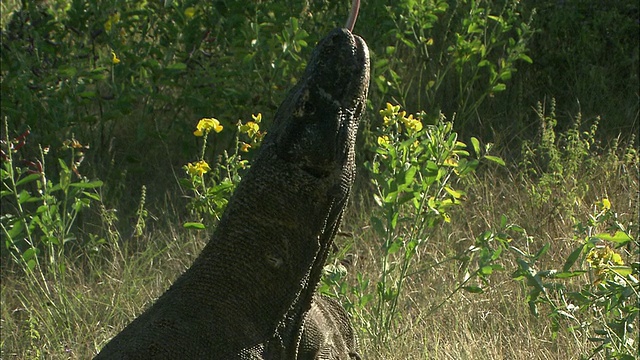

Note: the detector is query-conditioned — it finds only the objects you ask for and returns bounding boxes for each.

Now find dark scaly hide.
[94,28,369,360]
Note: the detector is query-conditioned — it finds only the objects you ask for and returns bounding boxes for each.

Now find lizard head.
[268,28,370,182]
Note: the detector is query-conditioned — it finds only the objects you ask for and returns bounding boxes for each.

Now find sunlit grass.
[3,157,635,359]
[0,0,19,30]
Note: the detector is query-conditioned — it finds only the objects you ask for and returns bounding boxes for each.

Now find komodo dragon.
[94,2,370,360]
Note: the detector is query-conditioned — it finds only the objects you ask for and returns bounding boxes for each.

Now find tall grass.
[3,168,635,359]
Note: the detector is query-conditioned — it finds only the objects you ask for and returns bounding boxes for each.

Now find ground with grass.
[2,145,637,359]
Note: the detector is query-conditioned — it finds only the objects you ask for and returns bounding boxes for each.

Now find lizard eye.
[303,101,316,116]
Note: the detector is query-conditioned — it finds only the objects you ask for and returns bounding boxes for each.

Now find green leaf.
[22,247,39,262]
[563,244,585,272]
[553,271,587,279]
[499,70,512,81]
[7,219,25,240]
[389,211,399,230]
[533,243,550,263]
[183,222,205,229]
[386,238,402,255]
[483,155,505,166]
[166,63,187,70]
[519,53,533,64]
[69,180,104,189]
[470,137,481,157]
[462,286,484,294]
[17,190,37,205]
[384,191,398,204]
[78,91,97,99]
[57,65,77,77]
[88,68,108,80]
[16,173,41,187]
[26,259,37,271]
[82,191,101,201]
[491,83,507,92]
[610,266,633,277]
[490,247,503,261]
[480,265,494,275]
[595,231,632,245]
[403,167,417,187]
[374,59,389,68]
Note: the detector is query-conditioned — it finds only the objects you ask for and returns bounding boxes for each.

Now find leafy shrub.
[320,103,504,348]
[180,113,264,229]
[512,198,639,360]
[0,0,317,199]
[519,98,638,221]
[365,0,534,133]
[1,121,103,271]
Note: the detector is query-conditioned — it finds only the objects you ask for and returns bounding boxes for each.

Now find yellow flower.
[411,119,423,132]
[401,114,423,133]
[444,157,458,167]
[194,118,223,136]
[377,135,391,147]
[251,113,262,123]
[184,7,196,18]
[587,245,625,269]
[254,130,266,142]
[239,121,260,137]
[239,142,251,152]
[379,102,400,119]
[104,12,120,32]
[380,103,401,127]
[599,198,611,211]
[442,213,451,223]
[186,160,211,176]
[610,252,624,266]
[111,50,121,64]
[63,139,85,149]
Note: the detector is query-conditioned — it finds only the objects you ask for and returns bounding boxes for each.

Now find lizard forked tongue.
[345,0,360,32]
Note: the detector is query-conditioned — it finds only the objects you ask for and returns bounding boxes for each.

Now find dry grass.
[1,161,638,359]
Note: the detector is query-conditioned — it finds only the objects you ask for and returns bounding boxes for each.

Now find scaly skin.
[94,27,369,360]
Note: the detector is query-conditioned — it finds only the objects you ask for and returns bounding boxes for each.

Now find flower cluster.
[586,244,625,283]
[401,114,423,132]
[597,198,611,211]
[194,118,223,136]
[104,12,120,32]
[237,113,265,152]
[185,160,211,176]
[377,103,424,146]
[586,245,624,268]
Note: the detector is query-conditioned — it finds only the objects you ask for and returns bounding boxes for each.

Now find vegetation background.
[1,0,638,359]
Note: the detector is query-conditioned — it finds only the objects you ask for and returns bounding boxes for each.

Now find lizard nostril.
[266,254,284,269]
